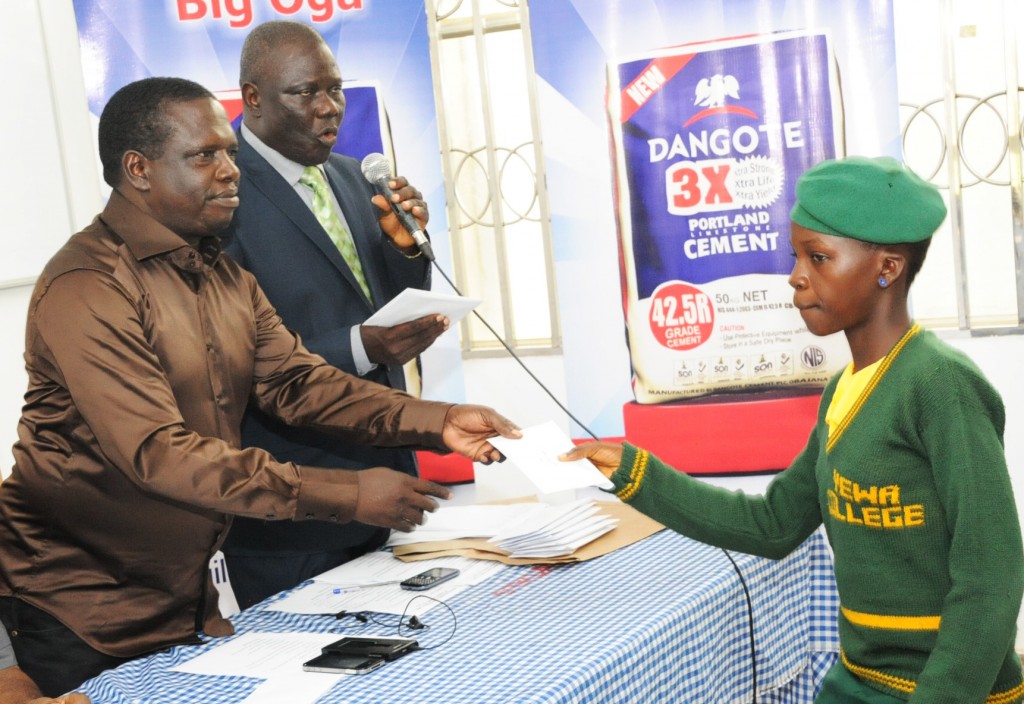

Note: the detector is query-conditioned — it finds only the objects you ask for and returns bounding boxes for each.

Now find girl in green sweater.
[563,156,1024,703]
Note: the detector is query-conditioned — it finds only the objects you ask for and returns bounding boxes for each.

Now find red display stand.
[622,389,822,475]
[416,450,475,484]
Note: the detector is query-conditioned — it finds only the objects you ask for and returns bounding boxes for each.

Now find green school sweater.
[612,327,1024,703]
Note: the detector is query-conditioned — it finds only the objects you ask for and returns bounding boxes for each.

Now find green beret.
[790,156,946,243]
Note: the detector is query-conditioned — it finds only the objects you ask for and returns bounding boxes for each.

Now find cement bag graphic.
[608,30,850,404]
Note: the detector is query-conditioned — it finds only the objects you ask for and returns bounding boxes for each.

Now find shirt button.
[305,512,315,519]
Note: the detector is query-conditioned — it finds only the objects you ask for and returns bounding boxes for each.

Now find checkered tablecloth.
[80,529,839,704]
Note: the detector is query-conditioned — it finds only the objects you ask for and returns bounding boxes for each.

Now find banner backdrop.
[528,1,899,431]
[70,0,466,405]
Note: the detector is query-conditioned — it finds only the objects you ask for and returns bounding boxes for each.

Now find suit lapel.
[237,135,374,310]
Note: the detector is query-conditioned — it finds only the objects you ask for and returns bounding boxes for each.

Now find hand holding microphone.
[361,153,435,261]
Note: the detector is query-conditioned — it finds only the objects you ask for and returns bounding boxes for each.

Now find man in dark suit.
[221,20,449,608]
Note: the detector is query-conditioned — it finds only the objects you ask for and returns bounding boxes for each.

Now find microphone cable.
[428,258,599,442]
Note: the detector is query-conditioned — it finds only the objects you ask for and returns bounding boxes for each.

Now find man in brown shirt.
[0,77,519,697]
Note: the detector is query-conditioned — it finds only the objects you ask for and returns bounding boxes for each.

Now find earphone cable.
[721,548,757,703]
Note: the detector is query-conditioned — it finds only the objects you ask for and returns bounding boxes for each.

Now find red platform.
[622,389,822,475]
[416,450,475,484]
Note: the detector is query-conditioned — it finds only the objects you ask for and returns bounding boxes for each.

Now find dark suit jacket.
[221,131,430,556]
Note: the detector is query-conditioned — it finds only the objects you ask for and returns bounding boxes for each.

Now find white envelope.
[364,288,481,326]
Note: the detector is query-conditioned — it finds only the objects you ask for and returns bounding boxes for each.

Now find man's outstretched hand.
[353,468,450,532]
[442,405,521,464]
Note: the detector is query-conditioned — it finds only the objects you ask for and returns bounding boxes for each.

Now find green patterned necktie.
[299,165,372,301]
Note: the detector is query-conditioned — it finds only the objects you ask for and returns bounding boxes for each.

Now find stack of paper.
[385,504,546,547]
[385,500,618,558]
[486,499,617,559]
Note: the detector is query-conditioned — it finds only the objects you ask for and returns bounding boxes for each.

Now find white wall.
[0,0,100,475]
[946,335,1024,525]
[0,288,31,475]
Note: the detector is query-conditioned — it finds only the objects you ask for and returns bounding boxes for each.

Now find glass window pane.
[895,0,1023,328]
[431,0,561,352]
[460,222,506,343]
[505,219,551,342]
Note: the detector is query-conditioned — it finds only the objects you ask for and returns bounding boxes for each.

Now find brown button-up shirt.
[0,191,452,657]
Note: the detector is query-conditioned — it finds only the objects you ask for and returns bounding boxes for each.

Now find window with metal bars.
[426,0,562,356]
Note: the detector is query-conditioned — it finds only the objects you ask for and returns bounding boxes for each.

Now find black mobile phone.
[302,652,385,675]
[399,567,460,591]
[322,636,419,661]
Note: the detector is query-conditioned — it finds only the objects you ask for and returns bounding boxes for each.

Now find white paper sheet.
[383,496,618,559]
[310,552,491,588]
[384,504,548,547]
[268,579,460,616]
[266,555,505,615]
[363,288,481,326]
[239,674,342,704]
[488,421,614,495]
[485,498,618,558]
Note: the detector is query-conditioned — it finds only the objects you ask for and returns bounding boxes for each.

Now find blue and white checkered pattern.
[79,529,839,703]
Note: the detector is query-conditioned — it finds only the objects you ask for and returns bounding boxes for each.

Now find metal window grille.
[897,0,1023,335]
[426,0,561,356]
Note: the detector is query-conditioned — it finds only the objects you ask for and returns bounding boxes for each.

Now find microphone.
[361,153,435,261]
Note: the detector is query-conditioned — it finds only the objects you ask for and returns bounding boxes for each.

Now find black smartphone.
[322,636,419,661]
[302,652,385,675]
[399,567,460,591]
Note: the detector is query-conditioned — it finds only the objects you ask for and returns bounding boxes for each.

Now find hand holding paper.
[364,288,481,327]
[442,405,522,465]
[488,421,614,495]
[361,314,448,366]
[557,441,624,479]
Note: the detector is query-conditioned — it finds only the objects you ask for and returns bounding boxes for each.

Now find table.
[79,529,839,703]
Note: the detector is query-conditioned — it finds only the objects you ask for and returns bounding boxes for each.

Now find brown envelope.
[391,499,665,566]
